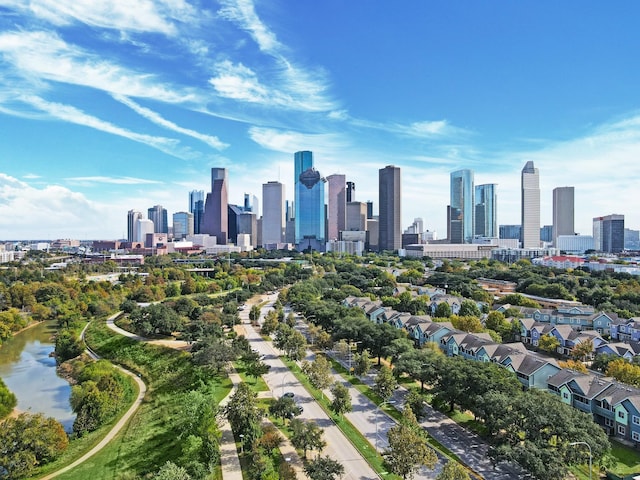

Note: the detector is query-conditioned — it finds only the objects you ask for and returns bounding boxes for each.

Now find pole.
[569,441,592,480]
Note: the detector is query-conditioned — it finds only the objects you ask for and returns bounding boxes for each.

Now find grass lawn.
[607,440,640,476]
[50,320,232,480]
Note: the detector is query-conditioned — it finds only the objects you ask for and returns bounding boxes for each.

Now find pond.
[0,321,75,431]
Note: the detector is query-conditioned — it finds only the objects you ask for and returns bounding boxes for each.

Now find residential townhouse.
[596,342,640,360]
[495,303,615,334]
[611,318,640,343]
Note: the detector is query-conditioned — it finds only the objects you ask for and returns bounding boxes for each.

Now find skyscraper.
[552,187,575,246]
[593,214,625,253]
[449,169,474,243]
[173,211,194,239]
[127,210,142,242]
[326,174,346,241]
[262,181,285,246]
[189,190,204,214]
[202,168,228,244]
[147,205,168,234]
[294,151,325,249]
[189,190,205,235]
[378,165,401,252]
[474,183,497,238]
[521,161,540,248]
[346,181,355,202]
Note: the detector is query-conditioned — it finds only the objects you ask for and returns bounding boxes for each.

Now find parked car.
[282,392,295,399]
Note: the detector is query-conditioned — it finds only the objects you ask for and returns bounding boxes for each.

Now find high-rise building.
[127,210,142,242]
[193,200,204,234]
[521,161,540,248]
[326,174,346,241]
[202,168,228,244]
[474,184,497,238]
[540,225,553,243]
[378,165,401,252]
[593,214,625,253]
[625,228,640,251]
[449,169,474,243]
[136,218,154,243]
[173,211,194,239]
[262,181,285,245]
[499,224,522,240]
[189,190,204,214]
[346,202,367,231]
[294,151,325,249]
[552,187,575,246]
[346,182,355,202]
[147,205,168,234]
[366,201,374,219]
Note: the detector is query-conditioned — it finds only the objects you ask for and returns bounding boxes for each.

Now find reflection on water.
[0,321,75,431]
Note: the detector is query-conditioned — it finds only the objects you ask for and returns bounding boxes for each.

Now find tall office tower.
[378,165,401,252]
[593,214,625,253]
[193,200,204,234]
[625,228,640,250]
[202,168,228,244]
[449,169,474,243]
[294,151,326,248]
[173,212,194,239]
[540,225,553,243]
[243,194,251,212]
[326,174,346,241]
[262,181,285,245]
[366,201,373,219]
[136,218,154,242]
[499,224,522,240]
[189,190,204,213]
[147,205,168,234]
[127,210,142,242]
[521,161,540,248]
[346,181,355,202]
[474,184,497,238]
[405,218,424,235]
[552,186,575,246]
[346,202,367,231]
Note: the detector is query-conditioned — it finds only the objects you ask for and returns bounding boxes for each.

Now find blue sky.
[1,1,640,240]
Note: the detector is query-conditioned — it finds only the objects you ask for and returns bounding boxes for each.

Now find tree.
[450,315,484,333]
[0,377,17,419]
[484,311,511,337]
[405,389,426,421]
[261,310,279,335]
[269,396,300,423]
[458,300,481,317]
[330,382,352,417]
[537,334,560,354]
[374,364,398,402]
[304,456,345,480]
[436,461,470,480]
[224,382,264,447]
[606,359,640,387]
[304,355,333,394]
[434,302,452,318]
[290,418,326,458]
[384,405,437,479]
[352,349,373,376]
[245,358,271,381]
[55,329,84,362]
[558,359,588,373]
[278,461,298,480]
[154,461,192,480]
[249,304,261,324]
[570,339,594,361]
[192,338,236,373]
[0,413,69,478]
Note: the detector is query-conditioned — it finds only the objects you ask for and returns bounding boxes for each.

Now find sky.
[1,1,640,241]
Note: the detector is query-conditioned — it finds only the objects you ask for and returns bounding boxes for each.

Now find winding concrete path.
[40,318,147,479]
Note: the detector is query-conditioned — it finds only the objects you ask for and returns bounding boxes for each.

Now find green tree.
[224,382,264,447]
[458,300,481,317]
[484,311,511,337]
[538,334,560,354]
[384,405,437,479]
[154,461,192,480]
[269,396,300,423]
[374,365,398,402]
[570,338,594,361]
[304,455,345,480]
[290,418,326,458]
[352,349,373,376]
[0,377,17,419]
[304,355,333,394]
[450,315,484,333]
[249,305,261,324]
[436,461,470,480]
[329,382,352,417]
[0,413,69,478]
[54,329,84,362]
[434,302,452,318]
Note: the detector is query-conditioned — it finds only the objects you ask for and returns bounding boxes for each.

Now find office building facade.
[147,205,168,234]
[474,183,497,238]
[593,214,625,253]
[521,161,540,248]
[449,169,474,243]
[262,181,285,246]
[552,187,575,246]
[378,165,401,251]
[127,210,143,242]
[294,151,325,249]
[173,211,194,239]
[326,174,346,241]
[202,168,228,244]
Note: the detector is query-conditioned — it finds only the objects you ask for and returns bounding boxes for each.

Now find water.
[0,321,75,431]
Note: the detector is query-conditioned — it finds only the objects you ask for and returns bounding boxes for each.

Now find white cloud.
[65,176,162,186]
[218,0,280,53]
[248,126,349,154]
[2,0,196,35]
[22,95,193,159]
[0,30,196,103]
[113,94,228,150]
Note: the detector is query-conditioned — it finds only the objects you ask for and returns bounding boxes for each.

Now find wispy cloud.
[2,0,196,35]
[248,126,349,154]
[22,173,41,179]
[113,94,228,150]
[218,0,281,53]
[65,176,162,185]
[0,30,196,103]
[21,95,194,159]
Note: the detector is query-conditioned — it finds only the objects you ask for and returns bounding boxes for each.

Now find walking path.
[40,319,147,479]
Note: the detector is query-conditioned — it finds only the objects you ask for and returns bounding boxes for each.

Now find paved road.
[240,295,380,480]
[40,318,147,479]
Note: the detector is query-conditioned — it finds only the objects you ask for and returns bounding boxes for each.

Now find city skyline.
[2,2,640,239]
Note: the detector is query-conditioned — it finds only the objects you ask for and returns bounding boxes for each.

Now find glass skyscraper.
[449,169,474,243]
[294,151,325,248]
[521,161,540,249]
[474,183,497,238]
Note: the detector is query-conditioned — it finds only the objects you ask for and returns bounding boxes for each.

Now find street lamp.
[569,441,592,480]
[375,400,396,452]
[239,434,244,454]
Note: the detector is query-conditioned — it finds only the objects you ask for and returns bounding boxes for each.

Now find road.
[240,294,380,480]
